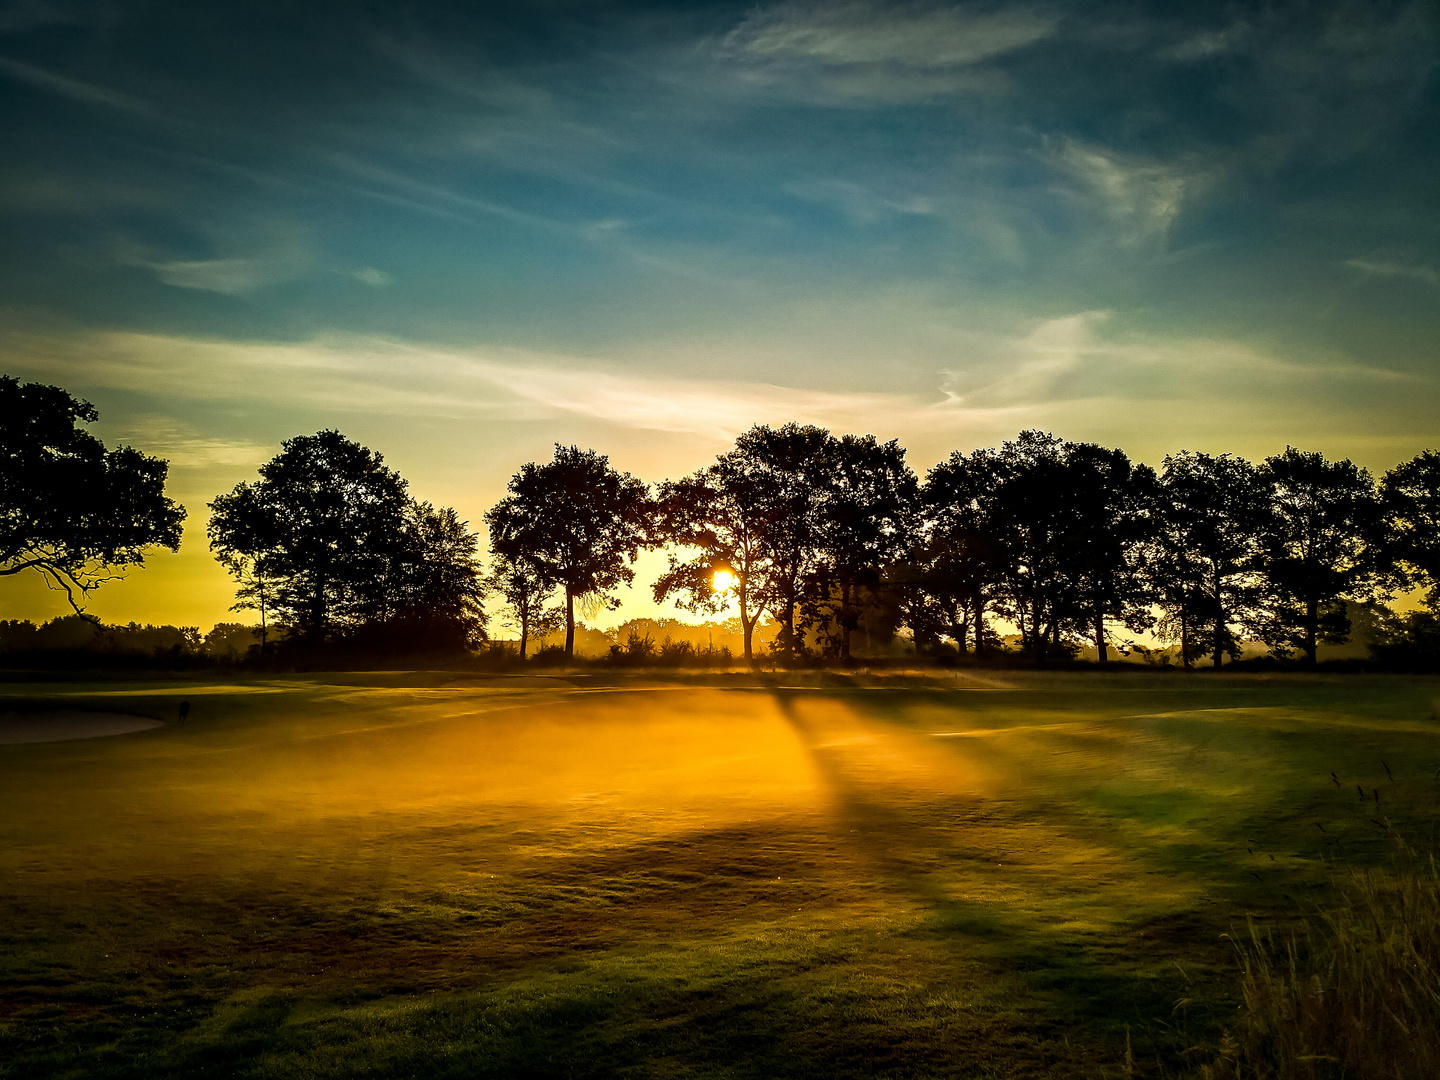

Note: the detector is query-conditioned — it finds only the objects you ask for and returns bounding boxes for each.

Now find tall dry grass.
[1202,838,1440,1080]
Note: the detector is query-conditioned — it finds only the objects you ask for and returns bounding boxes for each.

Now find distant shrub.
[33,614,105,651]
[1369,609,1440,672]
[105,622,202,655]
[531,645,569,667]
[203,622,266,659]
[614,629,656,665]
[0,619,38,653]
[658,637,695,665]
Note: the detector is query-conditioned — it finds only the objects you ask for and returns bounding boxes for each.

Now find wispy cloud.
[352,267,393,288]
[145,258,277,295]
[0,329,903,439]
[783,177,933,224]
[1049,140,1214,247]
[4,322,1429,471]
[1163,22,1250,62]
[1345,257,1440,288]
[0,55,155,116]
[112,220,314,296]
[721,1,1055,103]
[106,416,272,470]
[728,2,1056,68]
[935,310,1418,413]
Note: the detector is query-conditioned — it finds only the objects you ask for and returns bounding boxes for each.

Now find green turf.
[2,670,1437,1078]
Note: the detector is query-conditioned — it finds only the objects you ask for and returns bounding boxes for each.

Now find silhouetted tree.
[1381,450,1440,608]
[1251,447,1388,665]
[1,375,184,614]
[485,445,649,657]
[915,448,1009,656]
[805,434,918,661]
[979,433,1154,664]
[724,423,832,661]
[1151,451,1271,668]
[1059,442,1155,662]
[483,554,562,659]
[653,454,781,663]
[377,502,486,652]
[210,431,481,650]
[220,549,282,651]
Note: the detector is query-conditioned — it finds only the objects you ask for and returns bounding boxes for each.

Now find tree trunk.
[838,576,852,662]
[779,597,796,662]
[1095,609,1107,663]
[739,580,754,663]
[973,587,986,655]
[1180,598,1191,670]
[519,611,529,661]
[565,590,575,657]
[1212,568,1225,669]
[312,572,327,646]
[1304,596,1318,666]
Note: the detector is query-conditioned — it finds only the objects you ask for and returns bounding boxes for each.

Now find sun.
[711,568,738,592]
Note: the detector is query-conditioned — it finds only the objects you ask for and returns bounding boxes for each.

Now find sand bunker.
[0,710,163,745]
[442,676,575,689]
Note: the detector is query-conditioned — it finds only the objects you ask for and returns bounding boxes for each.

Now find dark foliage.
[1250,448,1389,664]
[1151,451,1271,668]
[0,375,184,614]
[209,431,484,652]
[1381,449,1440,607]
[485,445,650,657]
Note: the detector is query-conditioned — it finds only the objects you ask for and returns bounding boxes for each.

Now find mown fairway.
[2,671,1438,1079]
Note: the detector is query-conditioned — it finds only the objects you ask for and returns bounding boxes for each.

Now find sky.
[2,0,1438,631]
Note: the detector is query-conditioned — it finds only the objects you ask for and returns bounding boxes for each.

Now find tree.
[1056,442,1155,663]
[805,434,918,662]
[724,423,832,661]
[1381,450,1440,608]
[221,548,283,651]
[0,375,185,614]
[209,431,482,649]
[483,555,562,659]
[485,445,650,657]
[1252,447,1388,665]
[652,456,777,663]
[916,448,1008,656]
[981,433,1147,663]
[1151,452,1271,668]
[375,502,486,652]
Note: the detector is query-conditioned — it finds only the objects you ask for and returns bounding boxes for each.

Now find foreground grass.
[1,670,1437,1078]
[1203,835,1440,1080]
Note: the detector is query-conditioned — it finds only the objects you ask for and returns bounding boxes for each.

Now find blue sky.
[2,0,1438,627]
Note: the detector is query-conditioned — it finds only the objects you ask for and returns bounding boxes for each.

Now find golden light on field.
[712,568,738,592]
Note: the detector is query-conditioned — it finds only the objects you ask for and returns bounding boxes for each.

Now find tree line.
[5,375,1439,667]
[482,426,1440,668]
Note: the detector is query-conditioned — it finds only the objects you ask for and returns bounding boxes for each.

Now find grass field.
[2,670,1438,1079]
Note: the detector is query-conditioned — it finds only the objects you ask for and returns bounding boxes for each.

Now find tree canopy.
[483,554,562,660]
[805,433,917,662]
[208,430,483,650]
[0,375,184,614]
[1382,450,1440,607]
[11,367,1438,670]
[485,445,650,657]
[1151,452,1271,668]
[1252,448,1388,665]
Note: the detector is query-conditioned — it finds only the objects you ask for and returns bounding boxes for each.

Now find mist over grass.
[1,671,1438,1077]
